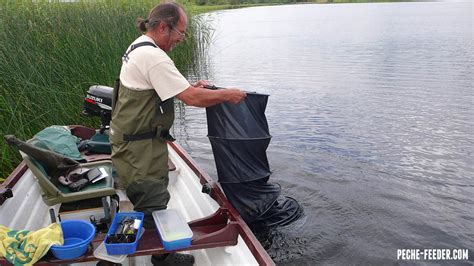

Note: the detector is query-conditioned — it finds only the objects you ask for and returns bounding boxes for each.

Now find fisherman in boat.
[109,2,246,265]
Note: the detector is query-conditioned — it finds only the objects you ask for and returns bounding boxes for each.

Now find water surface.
[175,2,473,264]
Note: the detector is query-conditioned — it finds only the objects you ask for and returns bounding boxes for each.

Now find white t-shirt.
[119,35,190,101]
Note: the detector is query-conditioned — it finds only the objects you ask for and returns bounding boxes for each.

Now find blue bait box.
[105,212,144,255]
[152,209,193,251]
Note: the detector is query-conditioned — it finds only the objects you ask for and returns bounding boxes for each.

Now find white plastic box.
[152,209,193,251]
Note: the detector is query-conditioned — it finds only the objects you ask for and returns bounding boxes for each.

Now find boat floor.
[0,144,263,265]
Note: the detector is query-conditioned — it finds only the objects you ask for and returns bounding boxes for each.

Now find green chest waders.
[110,42,176,220]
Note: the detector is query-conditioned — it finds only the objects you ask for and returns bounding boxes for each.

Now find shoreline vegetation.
[1,0,418,181]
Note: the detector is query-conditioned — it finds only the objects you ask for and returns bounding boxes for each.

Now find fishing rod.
[204,84,257,94]
[203,84,224,90]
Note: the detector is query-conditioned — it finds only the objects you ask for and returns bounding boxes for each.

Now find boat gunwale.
[0,162,27,206]
[169,141,275,266]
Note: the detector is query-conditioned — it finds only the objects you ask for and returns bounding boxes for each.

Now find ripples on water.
[175,2,473,264]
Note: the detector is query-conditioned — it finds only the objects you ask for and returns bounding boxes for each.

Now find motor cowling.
[83,85,113,117]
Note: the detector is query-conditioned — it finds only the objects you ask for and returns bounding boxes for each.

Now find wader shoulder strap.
[114,42,157,113]
[122,41,157,62]
[112,78,120,114]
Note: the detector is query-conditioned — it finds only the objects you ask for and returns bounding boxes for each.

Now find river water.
[174,2,473,264]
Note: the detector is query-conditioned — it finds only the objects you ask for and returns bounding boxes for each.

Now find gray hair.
[136,2,184,33]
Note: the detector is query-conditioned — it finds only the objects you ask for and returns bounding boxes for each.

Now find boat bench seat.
[36,207,241,265]
[20,139,116,206]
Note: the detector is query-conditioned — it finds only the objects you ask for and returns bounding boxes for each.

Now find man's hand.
[193,80,210,88]
[224,88,247,104]
[177,85,246,107]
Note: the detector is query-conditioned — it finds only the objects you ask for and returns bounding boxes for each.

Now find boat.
[0,125,275,265]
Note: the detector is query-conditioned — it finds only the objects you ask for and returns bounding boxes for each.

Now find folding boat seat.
[19,138,116,206]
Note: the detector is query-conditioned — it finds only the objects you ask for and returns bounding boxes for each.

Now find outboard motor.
[82,85,114,154]
[83,85,113,133]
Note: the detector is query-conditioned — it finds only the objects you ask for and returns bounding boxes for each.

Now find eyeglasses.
[170,27,186,39]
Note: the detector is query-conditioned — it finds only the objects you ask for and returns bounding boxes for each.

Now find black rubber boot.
[151,253,195,266]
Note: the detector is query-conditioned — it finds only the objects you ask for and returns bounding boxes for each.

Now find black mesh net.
[206,92,302,227]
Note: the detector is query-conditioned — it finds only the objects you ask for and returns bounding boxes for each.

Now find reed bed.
[0,0,212,180]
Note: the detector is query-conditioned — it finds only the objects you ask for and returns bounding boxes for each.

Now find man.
[109,2,246,265]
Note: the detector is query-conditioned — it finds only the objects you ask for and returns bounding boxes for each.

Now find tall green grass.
[0,0,211,181]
